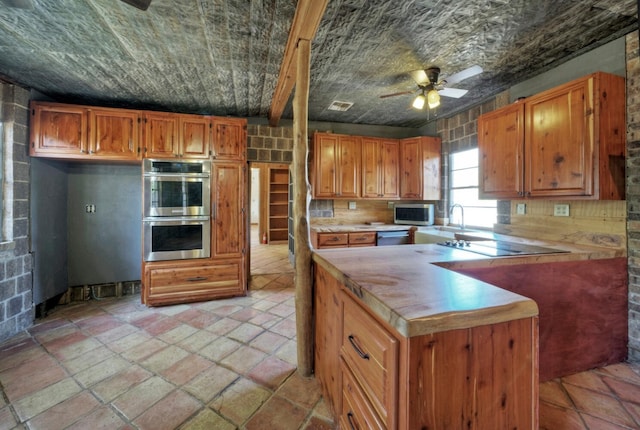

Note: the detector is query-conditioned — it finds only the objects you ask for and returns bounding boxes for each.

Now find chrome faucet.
[450,204,465,230]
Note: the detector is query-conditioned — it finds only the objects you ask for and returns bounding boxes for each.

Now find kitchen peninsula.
[313,241,626,429]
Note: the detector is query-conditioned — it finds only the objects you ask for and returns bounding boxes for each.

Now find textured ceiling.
[0,0,637,128]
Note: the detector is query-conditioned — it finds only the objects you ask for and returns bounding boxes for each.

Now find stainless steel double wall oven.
[142,159,212,261]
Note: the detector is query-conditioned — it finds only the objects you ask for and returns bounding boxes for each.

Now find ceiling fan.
[0,0,152,10]
[381,65,483,110]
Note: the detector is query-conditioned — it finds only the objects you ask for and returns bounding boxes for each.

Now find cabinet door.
[337,135,361,198]
[362,138,399,199]
[314,133,338,198]
[478,103,524,199]
[212,117,246,160]
[30,102,88,157]
[143,112,179,158]
[89,108,140,160]
[212,163,245,259]
[525,79,593,197]
[179,114,211,159]
[399,137,423,199]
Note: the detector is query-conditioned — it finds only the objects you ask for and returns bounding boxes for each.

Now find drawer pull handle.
[186,276,208,282]
[330,236,340,241]
[347,411,357,430]
[348,335,369,360]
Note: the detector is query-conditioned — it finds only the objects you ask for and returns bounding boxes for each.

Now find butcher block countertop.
[312,239,623,338]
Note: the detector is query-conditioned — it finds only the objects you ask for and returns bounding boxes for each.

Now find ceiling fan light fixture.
[412,93,426,110]
[427,89,440,109]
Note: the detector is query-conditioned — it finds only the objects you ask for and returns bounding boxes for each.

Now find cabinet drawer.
[341,361,385,429]
[348,232,376,247]
[318,233,349,247]
[146,261,243,305]
[341,293,398,427]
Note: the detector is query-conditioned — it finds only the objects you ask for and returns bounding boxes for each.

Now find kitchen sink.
[414,226,484,244]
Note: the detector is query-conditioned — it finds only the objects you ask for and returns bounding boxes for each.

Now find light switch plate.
[553,203,570,217]
[516,203,526,215]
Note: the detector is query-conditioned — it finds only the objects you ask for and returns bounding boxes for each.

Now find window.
[449,148,496,229]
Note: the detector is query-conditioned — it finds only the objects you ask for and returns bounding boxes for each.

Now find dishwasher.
[376,230,410,246]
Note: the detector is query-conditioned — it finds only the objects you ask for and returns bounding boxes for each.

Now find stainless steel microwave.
[394,203,435,226]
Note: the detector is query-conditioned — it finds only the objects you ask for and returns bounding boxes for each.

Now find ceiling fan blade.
[443,65,483,85]
[120,0,152,10]
[438,88,468,98]
[380,90,415,99]
[0,0,33,9]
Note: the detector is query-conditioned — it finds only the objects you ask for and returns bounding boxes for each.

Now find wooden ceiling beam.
[268,0,328,127]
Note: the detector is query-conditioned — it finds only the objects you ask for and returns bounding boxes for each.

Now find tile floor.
[0,228,639,429]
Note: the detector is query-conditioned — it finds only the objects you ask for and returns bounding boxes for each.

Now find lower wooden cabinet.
[312,231,377,249]
[142,258,245,306]
[314,264,538,429]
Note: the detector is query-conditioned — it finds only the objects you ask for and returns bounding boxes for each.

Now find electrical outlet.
[348,201,356,210]
[553,203,569,217]
[516,203,526,215]
[387,201,394,209]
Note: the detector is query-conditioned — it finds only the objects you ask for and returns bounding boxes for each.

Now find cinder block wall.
[0,83,33,343]
[626,31,640,361]
[247,124,293,163]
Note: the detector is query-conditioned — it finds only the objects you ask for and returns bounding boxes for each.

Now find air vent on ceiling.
[328,101,353,112]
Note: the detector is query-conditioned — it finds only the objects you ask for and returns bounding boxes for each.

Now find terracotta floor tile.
[270,317,297,338]
[143,316,182,336]
[580,412,636,429]
[0,354,68,401]
[269,302,296,318]
[184,364,240,404]
[179,408,236,430]
[111,376,175,420]
[210,304,244,317]
[277,372,323,409]
[563,371,613,396]
[540,380,574,409]
[61,345,115,375]
[564,383,637,428]
[275,339,299,365]
[302,416,336,430]
[231,307,264,322]
[205,317,242,336]
[0,406,18,430]
[104,331,151,353]
[12,378,82,422]
[250,330,289,354]
[65,405,127,430]
[599,363,640,385]
[539,401,586,430]
[244,395,308,430]
[199,336,242,362]
[139,345,189,373]
[94,322,139,344]
[161,353,213,386]
[51,336,103,361]
[120,338,168,362]
[249,355,296,390]
[26,391,100,430]
[220,345,268,375]
[603,375,640,405]
[91,365,153,403]
[227,322,264,343]
[133,390,201,430]
[40,330,87,353]
[209,377,271,426]
[74,355,131,388]
[176,330,216,352]
[0,338,46,372]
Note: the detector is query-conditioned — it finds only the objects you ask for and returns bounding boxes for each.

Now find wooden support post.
[293,38,313,376]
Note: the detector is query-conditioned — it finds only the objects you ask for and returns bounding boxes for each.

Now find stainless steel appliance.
[377,230,410,246]
[143,216,211,261]
[143,159,211,217]
[142,159,212,262]
[437,240,569,257]
[394,203,434,226]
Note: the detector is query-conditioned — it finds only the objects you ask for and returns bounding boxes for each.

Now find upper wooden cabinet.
[89,108,141,160]
[30,101,248,162]
[178,114,211,159]
[142,112,179,158]
[399,136,441,200]
[212,117,247,161]
[30,102,88,158]
[362,137,400,199]
[313,132,361,199]
[478,72,625,200]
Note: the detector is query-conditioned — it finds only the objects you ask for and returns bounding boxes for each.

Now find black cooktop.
[437,240,569,257]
